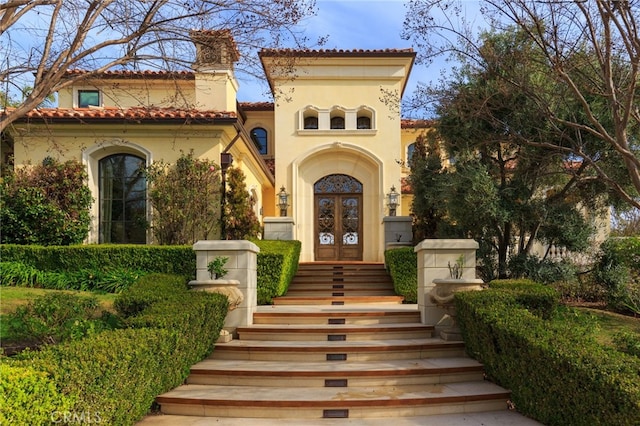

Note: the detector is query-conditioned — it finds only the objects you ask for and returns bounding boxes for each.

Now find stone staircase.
[141,262,541,425]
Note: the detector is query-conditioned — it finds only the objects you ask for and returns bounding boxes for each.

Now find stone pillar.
[414,239,479,327]
[263,217,295,240]
[382,216,413,250]
[191,240,259,337]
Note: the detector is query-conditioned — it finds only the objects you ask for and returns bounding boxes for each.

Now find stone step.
[292,273,392,280]
[139,411,543,426]
[187,358,485,387]
[253,309,422,325]
[288,282,393,291]
[284,289,397,297]
[210,338,466,362]
[236,323,434,341]
[156,382,511,419]
[272,295,404,305]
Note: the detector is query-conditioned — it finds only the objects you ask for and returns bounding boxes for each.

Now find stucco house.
[3,30,427,263]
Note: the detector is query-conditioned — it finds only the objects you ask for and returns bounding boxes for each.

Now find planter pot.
[188,279,244,310]
[430,278,484,341]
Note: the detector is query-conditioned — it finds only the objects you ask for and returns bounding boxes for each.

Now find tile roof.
[6,107,236,123]
[259,48,415,58]
[239,102,274,111]
[401,119,436,129]
[64,69,195,79]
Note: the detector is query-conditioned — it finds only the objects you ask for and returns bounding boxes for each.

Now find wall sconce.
[386,185,399,216]
[278,186,289,217]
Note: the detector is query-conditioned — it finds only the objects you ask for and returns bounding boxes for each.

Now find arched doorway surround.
[291,142,385,262]
[83,141,152,244]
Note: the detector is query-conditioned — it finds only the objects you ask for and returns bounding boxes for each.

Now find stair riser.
[292,276,392,282]
[160,399,507,419]
[211,348,467,362]
[253,314,422,325]
[237,331,433,341]
[187,372,485,387]
[284,291,396,297]
[288,286,393,292]
[273,298,404,305]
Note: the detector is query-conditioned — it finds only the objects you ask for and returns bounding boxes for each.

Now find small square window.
[78,90,100,108]
[330,116,345,129]
[304,116,318,129]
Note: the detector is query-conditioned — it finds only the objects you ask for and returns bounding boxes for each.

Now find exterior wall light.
[278,186,289,217]
[387,185,399,216]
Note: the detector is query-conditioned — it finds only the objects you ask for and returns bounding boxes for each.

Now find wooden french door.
[314,174,363,261]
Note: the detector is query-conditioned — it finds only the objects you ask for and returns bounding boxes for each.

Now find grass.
[0,287,117,340]
[576,307,640,348]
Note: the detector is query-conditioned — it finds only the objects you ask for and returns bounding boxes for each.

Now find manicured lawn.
[0,287,116,340]
[576,307,640,348]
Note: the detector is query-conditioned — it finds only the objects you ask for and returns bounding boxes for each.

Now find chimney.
[190,29,240,112]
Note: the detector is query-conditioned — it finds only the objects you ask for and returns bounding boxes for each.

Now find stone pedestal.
[414,239,480,332]
[382,216,413,247]
[191,240,259,337]
[263,217,295,240]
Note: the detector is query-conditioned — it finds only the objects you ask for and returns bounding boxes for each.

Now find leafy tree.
[0,0,319,133]
[146,151,221,245]
[407,30,601,279]
[0,157,92,245]
[407,133,445,242]
[403,0,640,210]
[222,166,260,240]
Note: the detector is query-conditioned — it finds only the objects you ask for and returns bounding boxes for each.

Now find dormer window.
[78,90,100,108]
[357,116,371,129]
[330,116,345,130]
[304,116,318,129]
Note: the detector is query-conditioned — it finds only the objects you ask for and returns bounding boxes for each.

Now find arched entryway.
[314,174,363,261]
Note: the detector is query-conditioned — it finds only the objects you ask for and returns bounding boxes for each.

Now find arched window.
[304,116,318,129]
[330,116,345,129]
[407,143,416,164]
[99,154,147,244]
[250,127,268,155]
[357,116,371,129]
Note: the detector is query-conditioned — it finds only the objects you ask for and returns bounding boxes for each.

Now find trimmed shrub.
[456,286,640,426]
[385,247,417,303]
[594,237,640,314]
[488,279,560,318]
[4,273,228,425]
[0,363,74,425]
[0,244,195,278]
[254,240,301,304]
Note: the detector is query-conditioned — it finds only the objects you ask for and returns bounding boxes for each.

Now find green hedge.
[488,279,560,319]
[254,240,301,304]
[0,244,195,278]
[455,285,640,426]
[1,241,301,302]
[384,247,417,303]
[2,273,228,425]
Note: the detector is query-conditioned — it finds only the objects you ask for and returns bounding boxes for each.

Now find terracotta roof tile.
[260,48,415,58]
[64,69,194,79]
[9,107,236,122]
[401,119,435,129]
[239,102,274,111]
